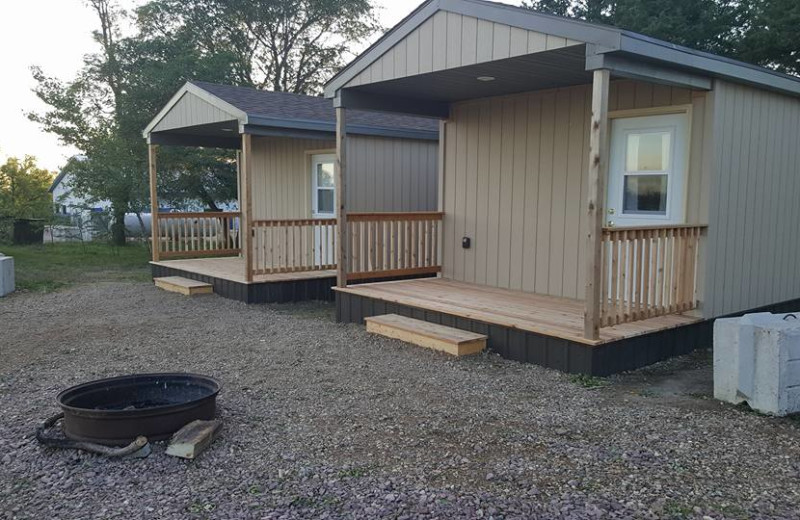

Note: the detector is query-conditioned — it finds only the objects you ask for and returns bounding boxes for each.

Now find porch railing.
[157,212,241,258]
[600,224,706,326]
[346,212,443,281]
[251,218,337,275]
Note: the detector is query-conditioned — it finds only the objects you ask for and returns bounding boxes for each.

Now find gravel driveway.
[1,282,798,519]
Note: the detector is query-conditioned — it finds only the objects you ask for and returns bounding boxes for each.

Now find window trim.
[310,152,336,218]
[606,107,692,227]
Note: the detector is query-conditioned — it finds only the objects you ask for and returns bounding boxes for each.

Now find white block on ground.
[0,256,14,297]
[714,312,800,416]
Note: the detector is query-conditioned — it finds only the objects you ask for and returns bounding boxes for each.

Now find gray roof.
[49,169,68,193]
[190,81,439,133]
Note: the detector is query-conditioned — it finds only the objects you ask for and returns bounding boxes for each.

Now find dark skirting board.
[336,291,800,376]
[151,264,335,304]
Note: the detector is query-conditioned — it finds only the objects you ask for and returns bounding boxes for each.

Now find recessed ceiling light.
[476,76,496,82]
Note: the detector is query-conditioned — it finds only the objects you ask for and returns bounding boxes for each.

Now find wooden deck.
[335,278,701,346]
[150,257,336,284]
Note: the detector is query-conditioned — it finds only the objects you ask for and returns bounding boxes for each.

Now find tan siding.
[442,81,709,299]
[249,135,438,220]
[152,92,237,132]
[704,81,800,317]
[345,12,581,88]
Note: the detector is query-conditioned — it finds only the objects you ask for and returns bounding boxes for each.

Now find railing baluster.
[337,212,444,281]
[599,225,706,326]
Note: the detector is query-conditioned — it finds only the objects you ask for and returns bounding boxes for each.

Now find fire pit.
[55,373,220,446]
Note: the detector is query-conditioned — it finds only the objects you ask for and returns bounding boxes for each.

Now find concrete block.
[714,312,800,416]
[0,256,14,297]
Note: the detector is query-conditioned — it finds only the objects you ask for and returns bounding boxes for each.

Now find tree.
[520,0,800,76]
[135,0,381,95]
[29,1,237,243]
[29,0,135,245]
[0,156,53,219]
[30,0,381,244]
[523,0,741,56]
[736,0,800,76]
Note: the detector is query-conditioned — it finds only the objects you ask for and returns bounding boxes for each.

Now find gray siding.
[346,11,581,88]
[250,135,438,220]
[704,80,800,318]
[442,80,709,300]
[152,92,238,132]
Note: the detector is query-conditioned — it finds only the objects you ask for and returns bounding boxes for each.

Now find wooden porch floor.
[150,257,336,284]
[335,278,701,346]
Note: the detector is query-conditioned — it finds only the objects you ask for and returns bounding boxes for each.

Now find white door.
[606,113,689,227]
[311,154,336,265]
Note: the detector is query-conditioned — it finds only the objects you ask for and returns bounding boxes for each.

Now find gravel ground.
[1,282,799,520]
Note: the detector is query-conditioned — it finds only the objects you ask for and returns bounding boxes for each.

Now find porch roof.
[143,81,439,149]
[324,0,800,117]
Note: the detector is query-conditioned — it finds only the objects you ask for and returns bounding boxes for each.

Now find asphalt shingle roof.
[190,81,439,133]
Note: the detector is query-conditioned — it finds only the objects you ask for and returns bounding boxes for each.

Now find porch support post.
[335,107,348,288]
[241,133,254,282]
[148,144,159,262]
[584,69,610,341]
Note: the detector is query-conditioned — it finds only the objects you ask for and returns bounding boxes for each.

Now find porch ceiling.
[149,121,243,150]
[344,45,591,106]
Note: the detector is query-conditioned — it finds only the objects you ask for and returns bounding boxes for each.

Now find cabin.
[143,81,439,303]
[323,0,800,375]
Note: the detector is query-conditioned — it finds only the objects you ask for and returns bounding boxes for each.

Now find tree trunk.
[111,204,127,246]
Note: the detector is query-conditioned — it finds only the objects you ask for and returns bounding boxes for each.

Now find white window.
[311,154,335,217]
[606,113,689,227]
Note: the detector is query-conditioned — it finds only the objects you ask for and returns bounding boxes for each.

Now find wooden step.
[154,276,213,296]
[365,314,486,357]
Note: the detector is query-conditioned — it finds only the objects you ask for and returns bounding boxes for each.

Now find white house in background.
[48,157,238,242]
[47,163,113,242]
[49,165,112,217]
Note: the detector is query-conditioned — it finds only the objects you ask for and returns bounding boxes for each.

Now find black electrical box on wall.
[462,237,471,249]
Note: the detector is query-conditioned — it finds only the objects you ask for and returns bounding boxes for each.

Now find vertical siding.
[442,80,708,299]
[346,12,582,88]
[704,81,800,318]
[153,92,237,132]
[249,135,438,220]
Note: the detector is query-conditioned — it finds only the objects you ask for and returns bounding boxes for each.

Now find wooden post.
[148,144,160,262]
[584,69,610,341]
[241,134,254,282]
[335,107,348,287]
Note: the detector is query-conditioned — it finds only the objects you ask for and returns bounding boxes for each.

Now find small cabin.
[143,81,439,303]
[324,0,800,375]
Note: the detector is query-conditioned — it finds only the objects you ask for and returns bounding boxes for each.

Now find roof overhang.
[325,0,800,104]
[144,82,438,149]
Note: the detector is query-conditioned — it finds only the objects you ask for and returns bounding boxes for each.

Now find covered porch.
[323,0,715,373]
[143,81,441,301]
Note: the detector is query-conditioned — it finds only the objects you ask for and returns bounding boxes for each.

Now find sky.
[0,0,521,174]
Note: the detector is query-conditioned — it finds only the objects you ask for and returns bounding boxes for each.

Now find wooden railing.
[600,225,706,326]
[346,212,443,281]
[251,218,337,275]
[157,212,241,258]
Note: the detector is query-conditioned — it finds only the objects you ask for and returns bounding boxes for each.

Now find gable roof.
[144,81,439,142]
[49,169,69,193]
[324,0,800,99]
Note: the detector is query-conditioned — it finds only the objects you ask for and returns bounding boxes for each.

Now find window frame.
[606,107,692,228]
[310,152,336,218]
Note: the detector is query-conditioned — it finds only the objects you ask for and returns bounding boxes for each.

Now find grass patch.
[1,242,151,293]
[569,374,609,389]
